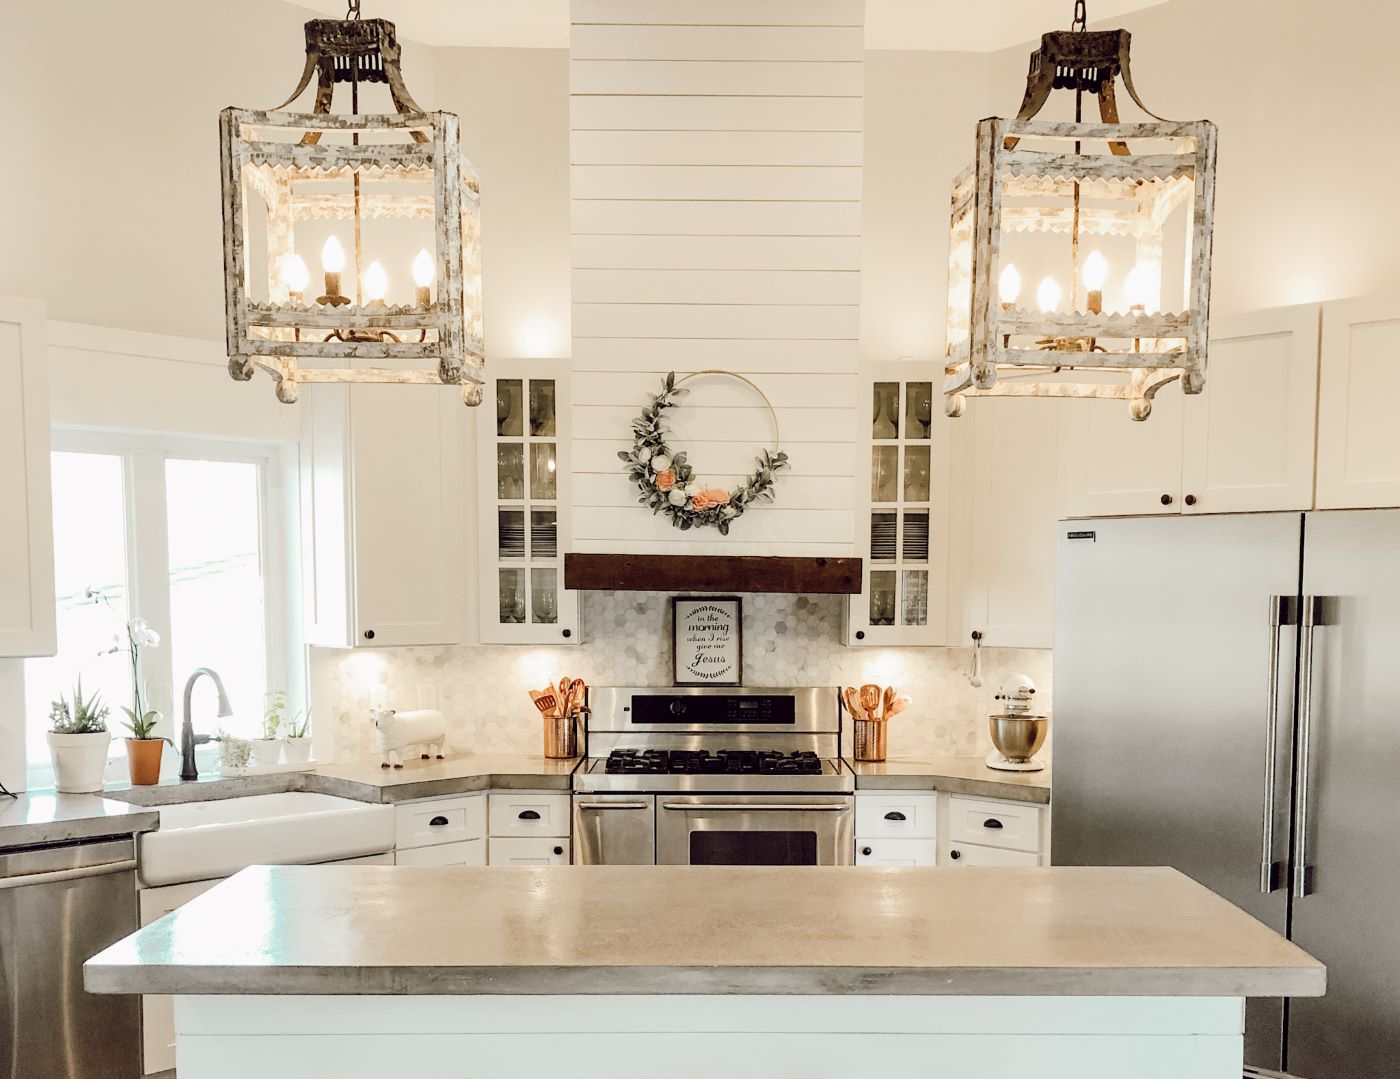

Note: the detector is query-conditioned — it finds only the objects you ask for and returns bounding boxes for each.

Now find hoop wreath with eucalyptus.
[618,371,789,535]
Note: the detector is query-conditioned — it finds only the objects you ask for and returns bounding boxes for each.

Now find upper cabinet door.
[0,297,56,657]
[477,359,580,645]
[847,364,950,646]
[1057,384,1185,519]
[1180,304,1320,515]
[1315,296,1400,509]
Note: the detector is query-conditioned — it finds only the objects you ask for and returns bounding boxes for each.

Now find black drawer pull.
[861,846,873,857]
[428,815,449,827]
[553,846,564,856]
[518,810,541,820]
[883,811,907,822]
[950,849,962,860]
[983,818,1004,829]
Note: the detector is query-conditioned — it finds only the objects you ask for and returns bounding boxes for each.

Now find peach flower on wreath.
[689,487,731,512]
[654,469,676,492]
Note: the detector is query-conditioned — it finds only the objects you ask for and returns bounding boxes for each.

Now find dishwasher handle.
[660,802,849,812]
[0,858,138,891]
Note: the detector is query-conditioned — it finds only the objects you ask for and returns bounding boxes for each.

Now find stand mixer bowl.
[988,714,1048,763]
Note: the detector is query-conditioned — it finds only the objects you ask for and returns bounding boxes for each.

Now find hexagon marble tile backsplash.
[311,592,1052,762]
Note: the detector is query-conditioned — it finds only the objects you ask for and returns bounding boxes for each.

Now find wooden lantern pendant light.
[220,1,485,405]
[944,0,1217,421]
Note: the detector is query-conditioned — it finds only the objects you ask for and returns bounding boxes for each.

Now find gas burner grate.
[603,749,824,776]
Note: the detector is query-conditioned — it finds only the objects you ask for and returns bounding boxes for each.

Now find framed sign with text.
[671,596,743,686]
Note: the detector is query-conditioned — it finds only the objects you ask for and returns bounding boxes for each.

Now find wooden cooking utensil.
[886,695,911,719]
[565,678,587,714]
[842,686,866,722]
[859,684,882,718]
[529,688,561,718]
[881,685,896,720]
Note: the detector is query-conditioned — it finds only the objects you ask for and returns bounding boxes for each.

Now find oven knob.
[669,700,687,716]
[860,846,873,857]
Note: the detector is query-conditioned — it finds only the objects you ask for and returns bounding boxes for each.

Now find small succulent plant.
[49,678,110,735]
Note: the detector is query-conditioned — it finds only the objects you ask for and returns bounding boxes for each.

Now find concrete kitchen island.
[86,864,1324,1079]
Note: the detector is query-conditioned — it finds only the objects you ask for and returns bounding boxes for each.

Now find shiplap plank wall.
[570,0,864,554]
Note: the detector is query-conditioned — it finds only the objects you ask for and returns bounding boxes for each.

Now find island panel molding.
[569,0,863,556]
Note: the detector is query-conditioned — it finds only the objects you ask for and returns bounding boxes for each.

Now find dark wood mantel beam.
[564,554,862,595]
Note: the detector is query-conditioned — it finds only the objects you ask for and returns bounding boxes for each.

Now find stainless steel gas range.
[571,686,854,866]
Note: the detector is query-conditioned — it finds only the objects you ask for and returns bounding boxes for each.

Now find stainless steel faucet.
[180,668,234,781]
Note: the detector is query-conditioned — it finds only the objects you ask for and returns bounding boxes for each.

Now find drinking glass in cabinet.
[869,570,896,627]
[870,512,897,562]
[903,511,930,562]
[499,568,526,624]
[497,380,523,437]
[498,509,526,560]
[905,383,933,440]
[528,381,557,437]
[530,443,558,500]
[904,445,931,502]
[872,382,900,440]
[530,509,558,560]
[532,568,559,624]
[497,444,524,500]
[902,571,929,626]
[871,445,898,503]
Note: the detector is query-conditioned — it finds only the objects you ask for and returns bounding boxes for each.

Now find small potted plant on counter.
[90,588,167,785]
[47,679,112,793]
[250,691,285,767]
[217,729,252,773]
[282,706,313,764]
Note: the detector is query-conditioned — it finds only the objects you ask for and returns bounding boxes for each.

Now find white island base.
[173,994,1244,1078]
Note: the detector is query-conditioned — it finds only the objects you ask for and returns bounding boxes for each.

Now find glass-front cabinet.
[847,362,950,646]
[477,359,579,644]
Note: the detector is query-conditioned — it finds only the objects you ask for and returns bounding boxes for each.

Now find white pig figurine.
[372,708,449,769]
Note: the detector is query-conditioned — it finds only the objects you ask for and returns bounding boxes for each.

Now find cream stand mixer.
[985,673,1048,772]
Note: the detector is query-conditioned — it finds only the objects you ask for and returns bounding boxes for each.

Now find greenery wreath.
[618,371,789,535]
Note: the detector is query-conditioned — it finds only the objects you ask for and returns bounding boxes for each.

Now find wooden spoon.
[886,695,911,719]
[881,685,896,721]
[842,686,866,722]
[859,684,882,718]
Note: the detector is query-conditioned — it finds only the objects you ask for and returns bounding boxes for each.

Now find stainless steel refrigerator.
[1053,510,1400,1078]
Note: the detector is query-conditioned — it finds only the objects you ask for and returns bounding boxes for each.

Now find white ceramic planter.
[282,736,312,764]
[47,731,112,793]
[249,738,283,767]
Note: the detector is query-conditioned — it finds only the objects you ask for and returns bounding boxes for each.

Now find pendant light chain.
[345,0,362,20]
[1071,0,1088,32]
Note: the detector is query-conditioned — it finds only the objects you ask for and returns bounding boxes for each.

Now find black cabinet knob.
[428,815,449,827]
[518,809,541,820]
[1160,494,1173,506]
[983,818,1004,830]
[861,846,873,857]
[363,629,376,640]
[1184,494,1197,506]
[950,849,962,860]
[884,811,907,822]
[553,846,564,856]
[855,630,865,640]
[562,628,572,639]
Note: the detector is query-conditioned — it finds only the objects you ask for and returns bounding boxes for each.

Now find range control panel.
[629,694,797,725]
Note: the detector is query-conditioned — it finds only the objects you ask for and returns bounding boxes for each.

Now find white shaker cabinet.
[1060,301,1321,519]
[1315,295,1400,509]
[0,297,55,657]
[476,359,580,644]
[300,379,463,648]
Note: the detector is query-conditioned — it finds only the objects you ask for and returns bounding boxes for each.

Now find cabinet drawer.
[395,839,485,867]
[945,796,1042,853]
[943,842,1040,867]
[855,792,937,839]
[394,794,486,850]
[489,837,570,865]
[488,792,570,837]
[855,837,935,867]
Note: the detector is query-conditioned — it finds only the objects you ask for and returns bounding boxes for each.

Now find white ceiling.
[292,1,1169,53]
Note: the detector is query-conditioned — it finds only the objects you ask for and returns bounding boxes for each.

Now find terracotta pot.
[125,738,164,786]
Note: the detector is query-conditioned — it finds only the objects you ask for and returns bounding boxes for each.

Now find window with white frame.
[23,432,298,789]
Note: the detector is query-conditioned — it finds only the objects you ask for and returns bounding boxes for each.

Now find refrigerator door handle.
[1293,594,1334,898]
[1260,595,1296,893]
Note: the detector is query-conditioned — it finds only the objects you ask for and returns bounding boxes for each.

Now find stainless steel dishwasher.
[0,835,142,1078]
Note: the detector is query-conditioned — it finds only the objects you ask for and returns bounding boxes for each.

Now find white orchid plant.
[88,588,163,740]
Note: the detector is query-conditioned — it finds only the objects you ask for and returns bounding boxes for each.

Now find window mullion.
[127,447,175,744]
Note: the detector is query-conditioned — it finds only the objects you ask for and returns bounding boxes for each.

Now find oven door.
[656,795,854,866]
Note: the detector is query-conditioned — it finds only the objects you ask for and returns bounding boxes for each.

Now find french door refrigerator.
[1053,510,1400,1078]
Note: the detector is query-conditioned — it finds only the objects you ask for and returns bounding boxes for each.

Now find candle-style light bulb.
[1082,250,1108,315]
[1124,263,1159,314]
[317,236,348,305]
[998,263,1022,306]
[1036,276,1062,313]
[411,248,435,307]
[363,260,389,306]
[279,254,309,303]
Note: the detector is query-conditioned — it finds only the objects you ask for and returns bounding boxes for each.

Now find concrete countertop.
[0,790,160,849]
[86,863,1324,999]
[100,754,581,807]
[850,755,1051,805]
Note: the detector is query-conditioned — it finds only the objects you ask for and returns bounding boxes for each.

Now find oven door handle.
[659,802,849,812]
[576,801,651,811]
